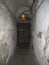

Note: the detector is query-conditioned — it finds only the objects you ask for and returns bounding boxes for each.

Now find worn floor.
[7,45,39,65]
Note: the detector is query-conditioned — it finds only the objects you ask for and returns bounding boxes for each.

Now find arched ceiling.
[0,0,35,15]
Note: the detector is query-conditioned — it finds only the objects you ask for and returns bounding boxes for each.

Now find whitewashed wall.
[0,2,17,65]
[32,0,49,65]
[0,0,33,16]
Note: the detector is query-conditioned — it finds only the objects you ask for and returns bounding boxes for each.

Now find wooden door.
[17,23,31,47]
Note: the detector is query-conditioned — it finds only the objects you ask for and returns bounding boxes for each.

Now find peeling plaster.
[43,25,49,63]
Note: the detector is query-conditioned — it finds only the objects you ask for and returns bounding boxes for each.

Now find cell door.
[17,23,31,47]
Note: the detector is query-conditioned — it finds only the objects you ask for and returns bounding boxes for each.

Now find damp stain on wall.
[37,32,42,39]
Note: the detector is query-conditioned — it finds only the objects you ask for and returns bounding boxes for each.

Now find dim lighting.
[21,13,27,21]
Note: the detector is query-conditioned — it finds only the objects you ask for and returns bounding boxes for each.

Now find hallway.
[7,46,38,65]
[0,0,49,65]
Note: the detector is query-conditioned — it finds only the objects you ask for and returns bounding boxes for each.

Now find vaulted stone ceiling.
[0,0,34,16]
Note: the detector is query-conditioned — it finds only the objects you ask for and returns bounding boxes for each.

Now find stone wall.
[32,0,49,65]
[0,2,17,65]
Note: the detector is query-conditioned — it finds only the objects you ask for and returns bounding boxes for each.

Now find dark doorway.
[17,23,31,47]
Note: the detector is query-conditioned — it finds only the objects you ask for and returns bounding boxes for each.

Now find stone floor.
[7,45,39,65]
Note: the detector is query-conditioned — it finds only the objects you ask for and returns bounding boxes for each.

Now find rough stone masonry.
[0,2,17,65]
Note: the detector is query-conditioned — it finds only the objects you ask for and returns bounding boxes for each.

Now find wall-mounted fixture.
[21,13,27,21]
[16,6,31,23]
[20,11,31,21]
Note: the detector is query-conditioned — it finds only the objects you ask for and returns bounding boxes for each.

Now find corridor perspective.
[0,0,49,65]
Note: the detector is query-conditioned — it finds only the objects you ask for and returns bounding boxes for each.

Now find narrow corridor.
[0,0,49,65]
